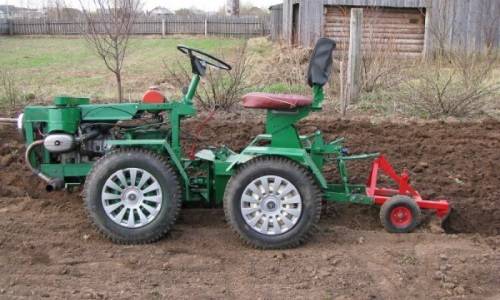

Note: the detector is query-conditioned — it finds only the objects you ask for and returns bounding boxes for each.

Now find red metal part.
[142,86,166,103]
[390,206,413,227]
[366,155,450,218]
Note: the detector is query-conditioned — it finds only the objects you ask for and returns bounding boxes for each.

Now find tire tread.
[83,148,182,244]
[379,195,421,233]
[223,156,322,249]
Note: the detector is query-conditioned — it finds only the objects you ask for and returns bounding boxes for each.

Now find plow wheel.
[223,157,322,249]
[380,195,421,233]
[84,149,182,244]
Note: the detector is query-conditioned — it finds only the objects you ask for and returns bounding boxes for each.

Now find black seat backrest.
[307,38,336,87]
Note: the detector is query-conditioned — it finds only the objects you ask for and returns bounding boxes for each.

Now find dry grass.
[246,38,312,95]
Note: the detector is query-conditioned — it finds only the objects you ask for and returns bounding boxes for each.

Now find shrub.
[0,69,21,111]
[400,51,499,118]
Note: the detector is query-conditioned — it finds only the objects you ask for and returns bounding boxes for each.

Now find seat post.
[265,107,310,148]
[311,85,325,110]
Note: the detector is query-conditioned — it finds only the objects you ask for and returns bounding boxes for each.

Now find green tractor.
[9,38,450,249]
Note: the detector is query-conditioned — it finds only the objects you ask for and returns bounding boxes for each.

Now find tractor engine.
[18,95,168,192]
[41,124,112,164]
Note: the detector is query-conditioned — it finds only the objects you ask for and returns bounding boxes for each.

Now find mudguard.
[225,146,328,189]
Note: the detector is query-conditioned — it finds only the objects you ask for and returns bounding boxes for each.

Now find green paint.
[40,163,92,179]
[47,107,81,133]
[53,96,90,107]
[19,62,382,210]
[183,75,200,105]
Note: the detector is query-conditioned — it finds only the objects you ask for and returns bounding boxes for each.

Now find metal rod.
[0,117,17,123]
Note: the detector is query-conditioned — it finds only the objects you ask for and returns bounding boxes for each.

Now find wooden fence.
[0,19,8,34]
[0,15,270,38]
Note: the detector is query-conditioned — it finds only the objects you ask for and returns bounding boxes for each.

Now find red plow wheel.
[380,195,421,233]
[366,155,451,233]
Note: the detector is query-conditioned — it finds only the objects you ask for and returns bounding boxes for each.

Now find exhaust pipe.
[0,114,24,137]
[0,117,18,123]
[46,178,65,192]
[25,140,64,192]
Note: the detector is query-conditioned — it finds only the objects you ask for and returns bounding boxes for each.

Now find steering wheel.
[177,45,232,71]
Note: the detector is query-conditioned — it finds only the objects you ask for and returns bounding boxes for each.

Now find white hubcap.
[101,168,162,228]
[240,175,302,235]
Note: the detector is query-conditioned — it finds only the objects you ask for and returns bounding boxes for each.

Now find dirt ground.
[0,116,499,299]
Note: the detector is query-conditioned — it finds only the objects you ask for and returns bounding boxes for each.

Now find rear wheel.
[84,149,182,244]
[224,157,322,249]
[380,195,421,233]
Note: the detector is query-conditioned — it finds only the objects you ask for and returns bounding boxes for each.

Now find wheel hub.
[390,206,412,227]
[261,196,280,213]
[122,188,142,206]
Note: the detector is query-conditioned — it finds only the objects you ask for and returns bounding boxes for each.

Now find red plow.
[365,155,451,232]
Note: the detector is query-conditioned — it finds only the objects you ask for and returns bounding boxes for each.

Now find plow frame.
[321,149,450,219]
[366,155,451,218]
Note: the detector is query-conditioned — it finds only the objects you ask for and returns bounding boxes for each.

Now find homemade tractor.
[6,38,450,248]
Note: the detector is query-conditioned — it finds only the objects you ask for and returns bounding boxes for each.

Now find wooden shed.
[280,0,500,56]
[269,4,283,41]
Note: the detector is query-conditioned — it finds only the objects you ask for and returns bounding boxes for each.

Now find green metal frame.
[21,72,381,207]
[227,84,380,205]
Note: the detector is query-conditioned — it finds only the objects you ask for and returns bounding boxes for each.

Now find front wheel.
[223,157,322,249]
[84,149,182,244]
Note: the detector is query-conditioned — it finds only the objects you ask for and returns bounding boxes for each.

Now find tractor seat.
[242,92,312,110]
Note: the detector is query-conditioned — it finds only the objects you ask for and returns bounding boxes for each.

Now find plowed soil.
[0,116,499,299]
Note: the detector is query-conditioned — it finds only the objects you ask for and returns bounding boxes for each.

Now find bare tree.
[79,0,140,102]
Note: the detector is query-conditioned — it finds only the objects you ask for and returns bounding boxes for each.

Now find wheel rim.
[101,168,163,228]
[390,206,412,227]
[240,175,302,235]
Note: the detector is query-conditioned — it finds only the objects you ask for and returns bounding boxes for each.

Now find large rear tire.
[84,149,182,244]
[224,157,322,249]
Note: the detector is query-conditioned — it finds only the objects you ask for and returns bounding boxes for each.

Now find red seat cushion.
[242,92,312,110]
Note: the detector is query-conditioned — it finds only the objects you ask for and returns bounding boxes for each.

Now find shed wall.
[270,5,283,40]
[324,6,425,56]
[280,0,499,54]
[426,0,500,54]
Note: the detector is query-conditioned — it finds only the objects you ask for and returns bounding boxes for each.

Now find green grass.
[253,82,308,95]
[0,36,244,104]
